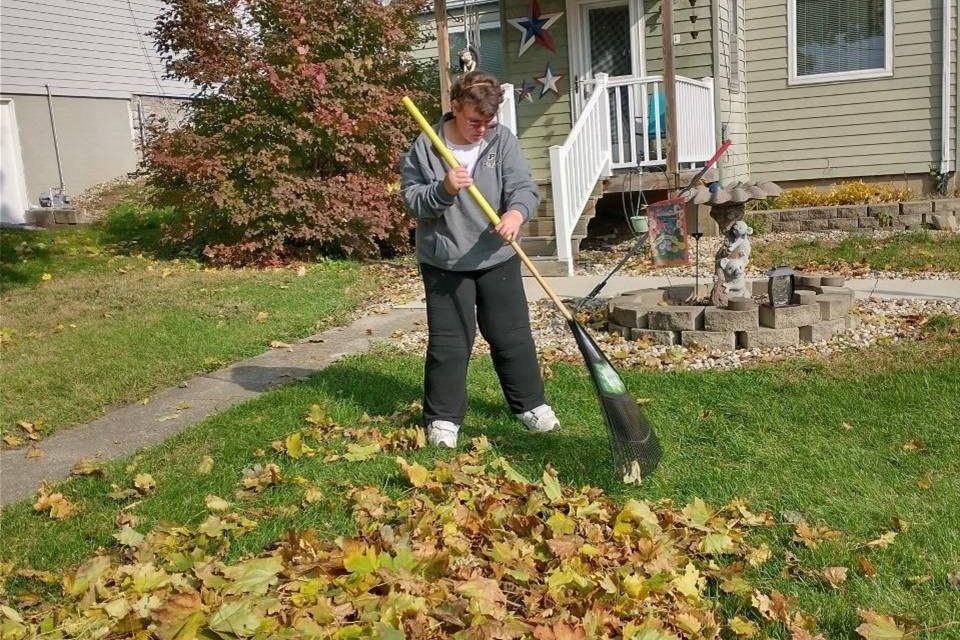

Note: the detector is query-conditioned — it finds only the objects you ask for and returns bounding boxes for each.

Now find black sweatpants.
[420,256,546,425]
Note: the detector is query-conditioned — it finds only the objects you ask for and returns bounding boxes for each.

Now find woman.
[400,71,560,448]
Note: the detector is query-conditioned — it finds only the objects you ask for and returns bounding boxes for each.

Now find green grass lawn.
[3,329,959,637]
[0,207,414,441]
[750,231,960,273]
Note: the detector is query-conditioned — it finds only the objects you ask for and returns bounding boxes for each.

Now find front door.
[570,0,644,166]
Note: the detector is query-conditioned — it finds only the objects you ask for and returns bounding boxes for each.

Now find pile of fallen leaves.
[2,406,915,639]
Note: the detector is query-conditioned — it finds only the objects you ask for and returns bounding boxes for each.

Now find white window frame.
[787,0,894,85]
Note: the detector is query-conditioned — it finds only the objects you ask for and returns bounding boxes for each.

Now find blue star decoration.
[535,63,564,98]
[507,0,563,57]
[515,79,535,103]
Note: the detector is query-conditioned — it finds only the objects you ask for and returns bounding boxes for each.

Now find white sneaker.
[427,420,459,448]
[515,404,560,433]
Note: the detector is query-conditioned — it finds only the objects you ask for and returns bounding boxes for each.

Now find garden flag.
[646,197,690,266]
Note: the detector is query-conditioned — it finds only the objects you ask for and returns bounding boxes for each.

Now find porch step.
[521,256,570,277]
[525,215,591,237]
[519,234,588,258]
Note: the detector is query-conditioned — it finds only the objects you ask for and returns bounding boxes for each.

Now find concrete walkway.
[3,275,957,507]
[0,308,425,506]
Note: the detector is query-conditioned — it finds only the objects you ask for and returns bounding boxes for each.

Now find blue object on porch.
[647,89,667,139]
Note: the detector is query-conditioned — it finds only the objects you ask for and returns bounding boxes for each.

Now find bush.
[743,212,769,235]
[771,181,914,209]
[145,0,437,265]
[100,203,178,254]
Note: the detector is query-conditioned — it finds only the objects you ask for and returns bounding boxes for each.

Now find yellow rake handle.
[400,96,572,320]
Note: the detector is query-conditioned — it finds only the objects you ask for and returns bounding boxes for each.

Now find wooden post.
[661,0,679,191]
[435,0,452,113]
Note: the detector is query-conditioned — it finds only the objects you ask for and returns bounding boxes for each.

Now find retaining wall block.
[759,303,820,329]
[681,330,737,350]
[648,306,706,331]
[738,327,800,349]
[704,307,759,332]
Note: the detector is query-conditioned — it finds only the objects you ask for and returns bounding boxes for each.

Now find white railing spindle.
[498,83,517,135]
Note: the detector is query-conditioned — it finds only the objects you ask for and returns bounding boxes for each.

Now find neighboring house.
[0,0,193,225]
[417,0,958,274]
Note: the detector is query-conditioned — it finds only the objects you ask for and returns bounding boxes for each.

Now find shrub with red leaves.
[146,0,437,265]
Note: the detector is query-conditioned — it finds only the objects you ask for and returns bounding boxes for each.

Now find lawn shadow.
[301,362,515,423]
[0,227,53,287]
[219,364,322,393]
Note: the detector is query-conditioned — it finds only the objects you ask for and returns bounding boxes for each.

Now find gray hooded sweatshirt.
[400,114,540,271]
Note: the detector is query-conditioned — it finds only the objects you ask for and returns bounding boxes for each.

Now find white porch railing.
[498,82,517,135]
[549,74,716,274]
[549,73,613,276]
[591,75,716,169]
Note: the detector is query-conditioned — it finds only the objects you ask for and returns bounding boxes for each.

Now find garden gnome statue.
[711,219,753,307]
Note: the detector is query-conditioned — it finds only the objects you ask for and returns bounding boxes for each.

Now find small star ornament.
[507,0,563,57]
[515,79,535,103]
[535,63,564,98]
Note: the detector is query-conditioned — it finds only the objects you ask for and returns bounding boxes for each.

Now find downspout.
[939,0,951,191]
[710,0,724,184]
[955,0,959,190]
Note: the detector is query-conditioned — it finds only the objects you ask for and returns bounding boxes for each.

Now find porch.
[493,0,719,275]
[497,69,718,276]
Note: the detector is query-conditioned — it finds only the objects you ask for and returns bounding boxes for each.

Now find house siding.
[642,0,714,80]
[745,0,957,184]
[500,0,716,180]
[10,94,141,205]
[715,0,750,184]
[414,1,503,63]
[0,0,193,99]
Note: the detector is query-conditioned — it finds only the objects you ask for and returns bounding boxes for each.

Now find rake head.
[568,320,663,481]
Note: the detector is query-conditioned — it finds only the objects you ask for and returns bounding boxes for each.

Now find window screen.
[796,0,886,76]
[449,28,506,81]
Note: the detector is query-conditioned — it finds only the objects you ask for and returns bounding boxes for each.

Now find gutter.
[711,0,724,184]
[940,0,951,179]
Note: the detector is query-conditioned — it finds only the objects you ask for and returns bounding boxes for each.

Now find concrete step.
[519,235,588,258]
[521,256,570,277]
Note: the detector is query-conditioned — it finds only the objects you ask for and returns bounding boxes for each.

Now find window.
[449,23,505,81]
[788,0,893,84]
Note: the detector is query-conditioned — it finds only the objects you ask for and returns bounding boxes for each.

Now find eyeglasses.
[465,117,496,131]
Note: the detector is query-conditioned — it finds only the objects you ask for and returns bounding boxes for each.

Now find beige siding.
[502,0,572,178]
[0,0,194,98]
[413,1,502,63]
[7,94,141,203]
[500,0,715,179]
[643,0,714,79]
[744,0,957,183]
[715,0,750,184]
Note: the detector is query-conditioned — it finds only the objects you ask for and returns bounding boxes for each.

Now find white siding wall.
[0,0,193,98]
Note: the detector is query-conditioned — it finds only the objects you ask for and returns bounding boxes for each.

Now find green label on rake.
[592,363,627,395]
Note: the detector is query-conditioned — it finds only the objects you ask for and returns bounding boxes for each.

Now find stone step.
[521,256,570,277]
[519,235,588,258]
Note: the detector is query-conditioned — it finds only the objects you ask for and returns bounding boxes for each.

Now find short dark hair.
[450,71,504,118]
